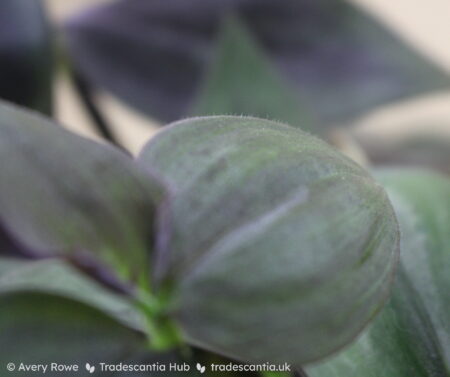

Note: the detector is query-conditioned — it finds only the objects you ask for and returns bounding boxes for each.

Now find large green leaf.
[0,0,53,114]
[0,101,165,285]
[191,17,315,132]
[307,169,450,376]
[138,116,399,366]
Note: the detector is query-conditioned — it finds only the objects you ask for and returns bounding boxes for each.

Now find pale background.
[45,0,450,155]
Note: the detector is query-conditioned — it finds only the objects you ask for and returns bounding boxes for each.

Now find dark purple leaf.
[65,0,449,129]
[0,0,53,114]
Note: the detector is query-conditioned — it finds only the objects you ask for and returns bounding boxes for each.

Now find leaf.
[0,225,25,257]
[0,257,144,331]
[0,101,165,285]
[0,257,204,376]
[64,0,449,129]
[358,134,450,175]
[0,288,204,376]
[190,17,315,132]
[0,291,202,377]
[307,169,450,376]
[0,291,146,368]
[138,116,399,365]
[0,0,53,114]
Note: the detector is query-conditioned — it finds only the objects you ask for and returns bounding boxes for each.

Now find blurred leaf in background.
[190,17,316,132]
[64,0,449,133]
[356,134,450,175]
[0,0,53,114]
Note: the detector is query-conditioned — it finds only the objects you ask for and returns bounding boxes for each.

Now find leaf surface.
[307,169,450,376]
[0,257,143,331]
[0,257,204,376]
[0,291,145,371]
[0,101,165,284]
[138,116,399,365]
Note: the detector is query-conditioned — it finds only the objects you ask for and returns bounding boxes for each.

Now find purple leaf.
[0,0,53,114]
[0,101,166,285]
[65,0,449,129]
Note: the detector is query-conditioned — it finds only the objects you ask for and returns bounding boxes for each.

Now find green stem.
[135,289,184,352]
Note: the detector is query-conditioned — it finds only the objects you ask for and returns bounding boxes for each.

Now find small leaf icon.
[85,363,95,374]
[196,363,206,373]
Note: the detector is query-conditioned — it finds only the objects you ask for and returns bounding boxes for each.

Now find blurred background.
[45,0,450,153]
[47,0,159,152]
[3,0,450,169]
